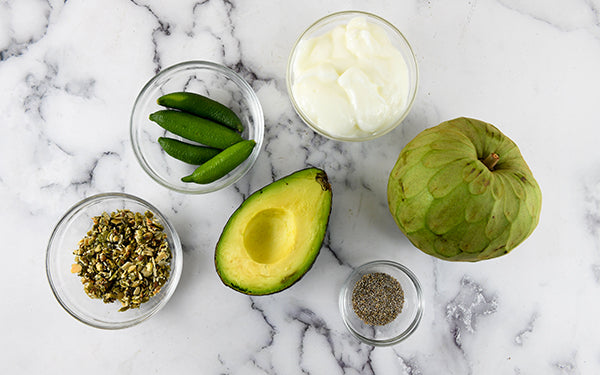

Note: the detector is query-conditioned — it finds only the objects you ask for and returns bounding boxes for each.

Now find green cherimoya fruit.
[387,117,542,262]
[215,168,332,295]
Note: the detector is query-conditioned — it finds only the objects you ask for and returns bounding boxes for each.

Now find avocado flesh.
[215,168,332,295]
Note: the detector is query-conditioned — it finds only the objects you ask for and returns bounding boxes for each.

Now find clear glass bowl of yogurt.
[286,11,418,142]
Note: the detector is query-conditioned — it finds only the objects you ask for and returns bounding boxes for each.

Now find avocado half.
[215,168,332,295]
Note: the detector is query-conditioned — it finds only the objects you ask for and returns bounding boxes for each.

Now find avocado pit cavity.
[243,208,296,264]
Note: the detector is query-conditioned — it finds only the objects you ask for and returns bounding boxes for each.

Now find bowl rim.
[339,259,423,346]
[45,192,183,329]
[130,60,264,194]
[286,10,419,142]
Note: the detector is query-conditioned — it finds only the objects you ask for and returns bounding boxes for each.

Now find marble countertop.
[2,0,599,374]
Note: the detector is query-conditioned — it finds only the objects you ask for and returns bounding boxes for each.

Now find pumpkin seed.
[70,209,172,312]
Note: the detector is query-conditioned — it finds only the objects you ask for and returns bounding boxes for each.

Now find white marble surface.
[1,0,600,373]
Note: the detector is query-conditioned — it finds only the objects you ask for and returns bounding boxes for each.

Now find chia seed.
[351,272,404,326]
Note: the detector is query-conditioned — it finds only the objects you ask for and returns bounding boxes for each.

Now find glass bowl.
[46,192,183,329]
[286,10,418,142]
[130,60,264,194]
[339,260,423,346]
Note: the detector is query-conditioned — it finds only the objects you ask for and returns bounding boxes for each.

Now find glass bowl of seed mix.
[130,60,264,194]
[46,192,183,329]
[339,260,423,346]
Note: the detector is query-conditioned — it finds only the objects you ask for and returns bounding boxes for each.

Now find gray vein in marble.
[584,176,600,283]
[230,180,250,202]
[431,259,440,297]
[553,354,578,375]
[13,51,122,208]
[129,0,171,74]
[188,1,231,67]
[514,311,538,346]
[295,308,338,370]
[496,0,600,38]
[188,1,208,38]
[24,60,59,121]
[585,179,600,231]
[217,354,231,375]
[446,276,498,340]
[36,147,125,205]
[445,276,498,374]
[187,0,266,87]
[292,307,375,375]
[395,353,423,375]
[74,151,124,191]
[211,297,278,375]
[0,0,53,62]
[24,58,96,122]
[593,264,600,283]
[219,297,378,375]
[249,297,277,349]
[589,0,600,27]
[320,231,346,267]
[244,357,274,375]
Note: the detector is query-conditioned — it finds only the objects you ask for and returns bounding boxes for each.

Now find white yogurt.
[291,17,410,139]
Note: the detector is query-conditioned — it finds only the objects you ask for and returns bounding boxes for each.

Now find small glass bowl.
[46,193,183,329]
[339,260,423,346]
[286,11,418,142]
[130,60,264,194]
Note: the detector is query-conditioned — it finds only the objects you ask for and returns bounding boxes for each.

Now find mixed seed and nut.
[71,209,172,312]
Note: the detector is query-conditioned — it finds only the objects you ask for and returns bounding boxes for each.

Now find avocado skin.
[214,167,332,295]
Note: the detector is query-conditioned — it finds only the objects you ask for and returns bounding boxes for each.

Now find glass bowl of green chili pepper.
[339,260,423,346]
[130,60,264,194]
[46,192,183,329]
